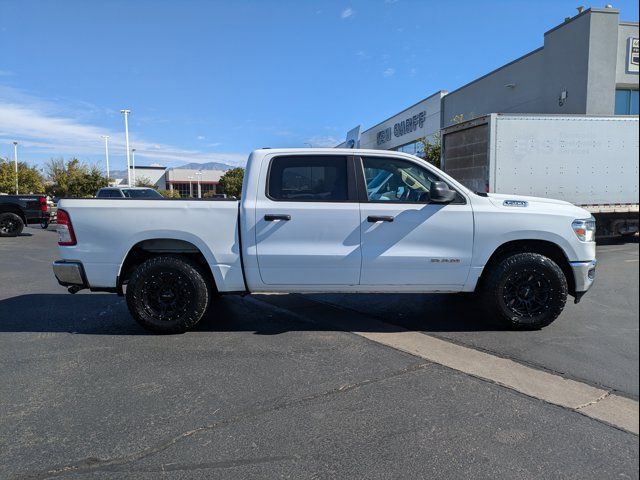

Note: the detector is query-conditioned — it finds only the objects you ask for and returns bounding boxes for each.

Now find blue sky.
[1,0,638,171]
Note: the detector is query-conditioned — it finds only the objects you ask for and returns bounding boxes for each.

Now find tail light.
[57,209,77,246]
[39,196,47,213]
[485,184,490,193]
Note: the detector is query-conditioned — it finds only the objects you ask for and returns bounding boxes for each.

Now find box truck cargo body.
[441,114,639,236]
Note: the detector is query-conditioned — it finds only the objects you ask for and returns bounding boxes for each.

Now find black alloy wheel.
[501,269,552,318]
[480,252,568,330]
[0,212,24,237]
[126,255,212,334]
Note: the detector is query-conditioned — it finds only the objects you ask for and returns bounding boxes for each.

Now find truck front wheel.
[126,255,211,334]
[480,252,568,330]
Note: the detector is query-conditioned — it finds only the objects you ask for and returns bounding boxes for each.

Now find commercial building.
[113,166,226,198]
[165,168,224,198]
[128,165,167,190]
[342,6,638,151]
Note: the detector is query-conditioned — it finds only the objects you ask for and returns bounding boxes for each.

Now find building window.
[171,182,194,198]
[170,182,218,198]
[393,140,426,158]
[200,184,217,196]
[615,89,639,115]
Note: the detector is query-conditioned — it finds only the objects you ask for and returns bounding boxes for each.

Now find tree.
[416,133,442,169]
[135,175,155,188]
[218,168,244,198]
[0,157,45,194]
[158,189,180,199]
[45,158,109,198]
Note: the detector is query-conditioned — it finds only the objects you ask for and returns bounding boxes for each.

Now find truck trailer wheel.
[0,212,24,237]
[126,255,211,334]
[480,252,567,330]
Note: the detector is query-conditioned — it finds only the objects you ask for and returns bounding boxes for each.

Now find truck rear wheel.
[480,252,567,330]
[126,255,211,334]
[0,212,24,237]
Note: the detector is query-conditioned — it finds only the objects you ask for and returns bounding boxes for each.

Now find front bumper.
[52,261,87,288]
[570,259,597,303]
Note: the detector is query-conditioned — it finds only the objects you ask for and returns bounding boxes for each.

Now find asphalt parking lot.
[0,227,638,479]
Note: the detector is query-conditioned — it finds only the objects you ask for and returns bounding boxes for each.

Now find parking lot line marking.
[624,259,639,262]
[255,294,639,435]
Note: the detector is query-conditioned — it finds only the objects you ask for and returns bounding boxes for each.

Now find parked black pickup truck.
[0,195,46,237]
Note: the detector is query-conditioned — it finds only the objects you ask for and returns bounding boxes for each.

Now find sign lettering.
[376,111,427,146]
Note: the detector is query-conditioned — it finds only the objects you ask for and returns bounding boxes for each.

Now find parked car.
[0,194,47,237]
[53,148,596,333]
[96,187,164,199]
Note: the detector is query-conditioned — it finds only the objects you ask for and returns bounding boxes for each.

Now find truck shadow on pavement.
[0,292,509,335]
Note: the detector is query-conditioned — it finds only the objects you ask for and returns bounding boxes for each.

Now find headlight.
[572,217,596,242]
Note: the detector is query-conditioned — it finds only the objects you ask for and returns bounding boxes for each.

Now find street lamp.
[131,148,136,186]
[187,176,194,198]
[120,109,131,186]
[195,171,203,198]
[12,141,18,194]
[100,135,110,184]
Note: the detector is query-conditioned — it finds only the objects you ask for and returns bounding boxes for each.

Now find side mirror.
[429,181,456,204]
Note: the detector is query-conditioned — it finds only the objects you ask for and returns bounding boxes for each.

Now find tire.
[126,255,212,334]
[480,252,568,330]
[0,212,24,237]
[41,219,49,229]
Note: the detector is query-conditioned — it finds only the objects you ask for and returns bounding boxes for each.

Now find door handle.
[264,214,291,221]
[367,215,394,223]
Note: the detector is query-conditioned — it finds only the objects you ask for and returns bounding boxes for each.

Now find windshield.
[121,189,163,199]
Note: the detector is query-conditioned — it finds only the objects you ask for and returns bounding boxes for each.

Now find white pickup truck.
[53,148,597,333]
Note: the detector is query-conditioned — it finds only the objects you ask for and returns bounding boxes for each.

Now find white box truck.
[441,114,639,236]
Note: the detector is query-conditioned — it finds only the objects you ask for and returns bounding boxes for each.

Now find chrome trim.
[52,261,86,287]
[570,259,597,294]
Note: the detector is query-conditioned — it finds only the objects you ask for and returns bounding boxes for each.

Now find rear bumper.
[52,260,87,288]
[570,259,597,303]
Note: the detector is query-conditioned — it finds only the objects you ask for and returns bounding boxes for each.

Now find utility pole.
[120,109,132,186]
[131,148,136,186]
[12,141,18,194]
[101,135,110,184]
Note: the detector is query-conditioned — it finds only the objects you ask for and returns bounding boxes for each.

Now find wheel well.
[118,239,217,294]
[0,206,27,224]
[478,240,576,295]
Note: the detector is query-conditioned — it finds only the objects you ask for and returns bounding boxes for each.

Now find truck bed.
[57,198,245,291]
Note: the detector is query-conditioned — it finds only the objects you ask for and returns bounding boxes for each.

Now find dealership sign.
[377,111,427,146]
[629,38,639,73]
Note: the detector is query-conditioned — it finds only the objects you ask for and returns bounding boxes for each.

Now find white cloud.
[0,85,247,166]
[340,7,354,19]
[306,135,340,148]
[383,68,395,77]
[196,135,206,140]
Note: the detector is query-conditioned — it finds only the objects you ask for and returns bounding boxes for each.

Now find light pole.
[131,148,136,186]
[12,141,18,194]
[187,176,194,198]
[120,109,131,186]
[101,135,110,184]
[195,171,202,198]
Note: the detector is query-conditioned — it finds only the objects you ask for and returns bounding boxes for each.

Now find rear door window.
[267,156,350,202]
